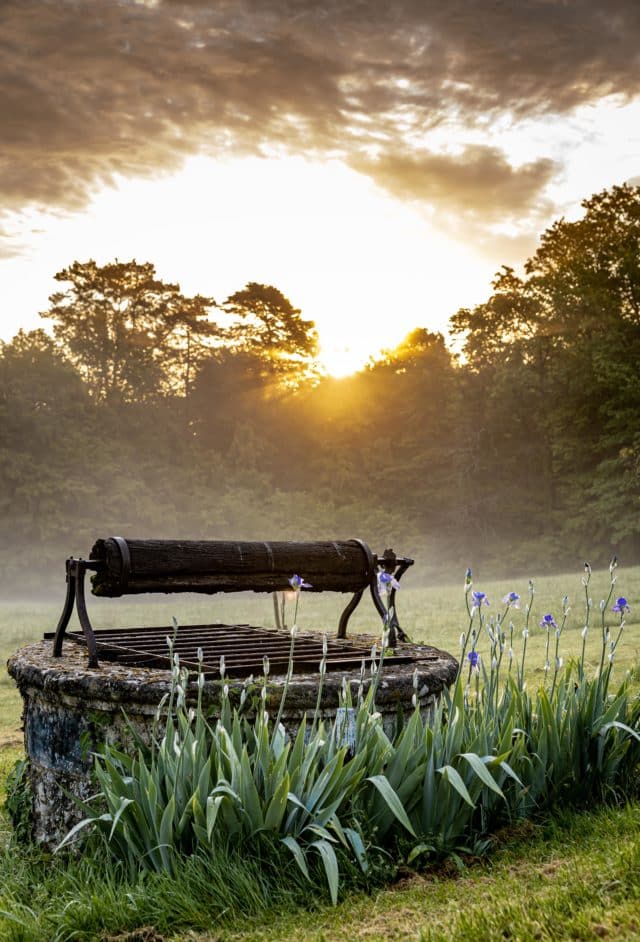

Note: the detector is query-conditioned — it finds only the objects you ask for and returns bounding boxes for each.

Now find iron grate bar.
[48,622,416,677]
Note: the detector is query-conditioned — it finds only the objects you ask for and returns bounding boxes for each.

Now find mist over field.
[2,186,640,598]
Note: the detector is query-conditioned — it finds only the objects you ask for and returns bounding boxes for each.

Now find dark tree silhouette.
[223,282,319,386]
[41,259,216,401]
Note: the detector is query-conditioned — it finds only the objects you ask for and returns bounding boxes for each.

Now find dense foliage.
[2,184,640,590]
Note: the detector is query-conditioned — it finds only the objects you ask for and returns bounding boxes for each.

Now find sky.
[2,0,640,375]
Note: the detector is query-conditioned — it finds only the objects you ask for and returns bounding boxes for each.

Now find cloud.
[0,224,28,259]
[2,0,640,234]
[351,146,557,221]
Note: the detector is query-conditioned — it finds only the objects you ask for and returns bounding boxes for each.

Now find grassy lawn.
[0,790,638,940]
[196,803,640,942]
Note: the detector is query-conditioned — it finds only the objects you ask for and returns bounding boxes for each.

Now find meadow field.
[2,562,638,741]
[0,563,639,941]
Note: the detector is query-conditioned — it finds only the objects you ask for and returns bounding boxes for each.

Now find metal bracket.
[111,536,131,591]
[336,538,376,640]
[52,557,103,667]
[337,588,365,639]
[336,541,414,646]
[372,547,415,647]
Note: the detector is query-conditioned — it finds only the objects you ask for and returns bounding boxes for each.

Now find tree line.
[2,184,639,594]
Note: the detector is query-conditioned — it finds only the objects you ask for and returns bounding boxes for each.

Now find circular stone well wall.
[8,635,458,848]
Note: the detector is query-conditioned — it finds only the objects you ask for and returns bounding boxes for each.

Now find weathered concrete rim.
[8,634,459,709]
[8,633,459,848]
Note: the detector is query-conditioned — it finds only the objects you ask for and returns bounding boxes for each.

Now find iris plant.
[377,570,400,594]
[472,590,489,607]
[612,597,630,614]
[502,591,520,608]
[540,613,558,630]
[289,574,312,591]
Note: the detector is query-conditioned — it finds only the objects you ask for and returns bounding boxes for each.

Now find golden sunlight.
[1,156,494,375]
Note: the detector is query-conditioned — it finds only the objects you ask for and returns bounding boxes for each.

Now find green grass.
[191,802,640,942]
[0,793,638,940]
[0,832,316,941]
[2,564,639,740]
[0,745,22,847]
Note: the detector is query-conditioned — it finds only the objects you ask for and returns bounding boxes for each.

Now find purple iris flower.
[612,597,630,614]
[289,574,312,591]
[378,570,401,593]
[540,614,558,629]
[502,591,520,608]
[467,650,480,668]
[472,590,489,607]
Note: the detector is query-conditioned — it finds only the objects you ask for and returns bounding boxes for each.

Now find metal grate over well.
[46,623,416,678]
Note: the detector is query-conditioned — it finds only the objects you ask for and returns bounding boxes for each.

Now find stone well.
[8,634,458,848]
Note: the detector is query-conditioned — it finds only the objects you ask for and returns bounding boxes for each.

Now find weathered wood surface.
[90,538,372,597]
